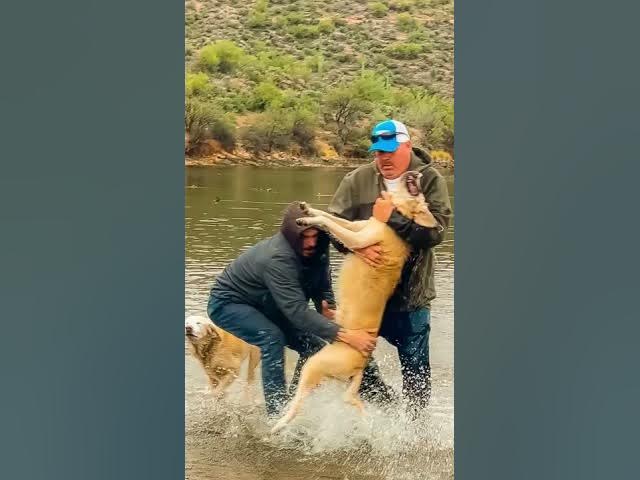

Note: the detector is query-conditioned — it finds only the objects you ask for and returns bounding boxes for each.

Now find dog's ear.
[204,323,220,339]
[413,202,439,228]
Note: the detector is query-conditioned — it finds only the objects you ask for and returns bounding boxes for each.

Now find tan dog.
[185,315,260,400]
[272,171,438,432]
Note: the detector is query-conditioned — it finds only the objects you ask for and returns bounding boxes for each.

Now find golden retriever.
[272,170,438,432]
[185,315,260,400]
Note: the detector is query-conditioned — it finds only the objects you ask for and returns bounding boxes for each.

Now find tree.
[241,108,294,153]
[403,94,454,151]
[324,71,389,145]
[184,98,236,152]
[290,107,318,155]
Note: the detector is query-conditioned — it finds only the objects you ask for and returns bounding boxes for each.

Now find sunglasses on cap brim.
[371,132,409,143]
[370,133,398,143]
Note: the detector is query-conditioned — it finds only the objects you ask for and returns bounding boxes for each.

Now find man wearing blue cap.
[328,119,453,417]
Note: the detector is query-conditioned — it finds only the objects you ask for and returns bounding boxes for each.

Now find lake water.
[185,165,455,480]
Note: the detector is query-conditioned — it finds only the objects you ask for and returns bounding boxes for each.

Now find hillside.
[185,0,454,166]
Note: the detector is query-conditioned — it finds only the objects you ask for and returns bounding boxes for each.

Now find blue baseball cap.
[368,119,411,153]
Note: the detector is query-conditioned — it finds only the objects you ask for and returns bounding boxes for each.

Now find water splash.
[186,356,453,480]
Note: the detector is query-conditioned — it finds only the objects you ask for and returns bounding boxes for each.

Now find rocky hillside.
[185,0,454,165]
[186,0,453,97]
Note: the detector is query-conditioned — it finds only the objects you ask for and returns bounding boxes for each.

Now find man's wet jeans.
[208,295,324,417]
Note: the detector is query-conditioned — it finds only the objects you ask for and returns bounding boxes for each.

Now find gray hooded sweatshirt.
[209,202,339,341]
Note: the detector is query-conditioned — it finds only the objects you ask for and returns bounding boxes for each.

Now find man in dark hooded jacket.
[208,202,377,416]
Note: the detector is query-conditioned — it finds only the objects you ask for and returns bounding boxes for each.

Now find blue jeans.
[360,308,431,414]
[207,295,324,416]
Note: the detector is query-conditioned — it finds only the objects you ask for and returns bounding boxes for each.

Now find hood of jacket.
[280,202,330,261]
[410,146,432,168]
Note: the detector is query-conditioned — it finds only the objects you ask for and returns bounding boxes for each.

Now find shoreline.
[185,153,454,171]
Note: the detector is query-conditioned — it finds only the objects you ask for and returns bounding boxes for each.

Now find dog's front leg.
[297,217,381,250]
[209,374,235,399]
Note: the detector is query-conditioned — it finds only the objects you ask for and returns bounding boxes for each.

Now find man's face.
[301,228,319,257]
[375,142,412,180]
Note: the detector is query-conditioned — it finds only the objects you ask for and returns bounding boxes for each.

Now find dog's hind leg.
[300,204,369,232]
[271,366,324,433]
[297,217,381,251]
[344,370,365,414]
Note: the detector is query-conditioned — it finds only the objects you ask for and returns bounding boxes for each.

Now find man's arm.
[264,254,377,354]
[264,254,339,341]
[386,172,452,250]
[312,260,336,312]
[327,176,356,253]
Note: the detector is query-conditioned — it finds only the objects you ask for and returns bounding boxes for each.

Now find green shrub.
[304,53,325,73]
[288,62,313,81]
[407,29,428,43]
[284,12,306,25]
[288,24,320,38]
[248,0,269,25]
[217,92,254,113]
[250,81,285,111]
[318,18,335,33]
[185,72,211,97]
[391,0,414,11]
[368,2,389,17]
[197,45,220,72]
[386,42,423,59]
[396,12,419,32]
[197,40,245,73]
[247,12,269,28]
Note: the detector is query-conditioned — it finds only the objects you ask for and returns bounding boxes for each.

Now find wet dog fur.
[185,315,260,400]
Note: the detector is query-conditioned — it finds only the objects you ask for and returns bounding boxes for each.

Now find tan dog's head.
[388,171,438,228]
[185,315,219,354]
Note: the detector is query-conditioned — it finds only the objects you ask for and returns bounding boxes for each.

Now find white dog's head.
[185,315,218,345]
[389,170,439,228]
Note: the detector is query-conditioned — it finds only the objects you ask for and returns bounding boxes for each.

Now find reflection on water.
[185,165,455,480]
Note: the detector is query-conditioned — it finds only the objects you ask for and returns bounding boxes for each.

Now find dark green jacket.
[328,147,453,311]
[210,203,339,340]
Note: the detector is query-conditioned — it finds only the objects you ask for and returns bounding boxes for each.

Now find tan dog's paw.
[299,201,310,214]
[296,217,310,227]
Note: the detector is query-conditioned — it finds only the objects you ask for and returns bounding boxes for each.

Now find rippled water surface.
[185,166,455,480]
